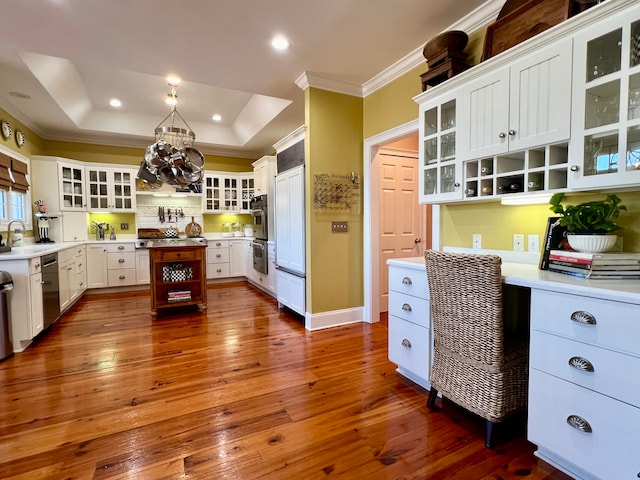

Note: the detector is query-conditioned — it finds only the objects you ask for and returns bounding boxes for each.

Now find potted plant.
[549,192,626,252]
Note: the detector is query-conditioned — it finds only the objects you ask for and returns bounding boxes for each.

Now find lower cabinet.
[528,288,640,479]
[229,240,246,277]
[58,248,76,312]
[86,244,108,288]
[136,249,150,285]
[246,241,276,296]
[74,245,87,296]
[207,240,230,279]
[106,243,136,287]
[4,257,44,352]
[386,259,432,389]
[276,269,305,316]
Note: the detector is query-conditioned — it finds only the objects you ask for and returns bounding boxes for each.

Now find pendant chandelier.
[137,78,205,192]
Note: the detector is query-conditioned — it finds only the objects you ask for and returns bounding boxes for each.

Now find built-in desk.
[387,256,640,480]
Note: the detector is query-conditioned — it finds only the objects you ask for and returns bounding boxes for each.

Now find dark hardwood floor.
[0,282,572,479]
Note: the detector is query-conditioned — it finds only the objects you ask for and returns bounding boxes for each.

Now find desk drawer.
[531,330,640,407]
[388,291,429,328]
[159,250,200,262]
[388,315,431,381]
[531,289,640,357]
[388,265,428,298]
[528,369,640,480]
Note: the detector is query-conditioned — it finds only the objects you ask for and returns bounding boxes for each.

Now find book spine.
[548,254,592,265]
[539,217,563,270]
[549,259,591,270]
[548,267,588,278]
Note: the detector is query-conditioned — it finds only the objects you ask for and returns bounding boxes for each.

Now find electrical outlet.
[528,234,540,253]
[472,233,482,249]
[513,233,525,252]
[120,223,129,230]
[331,221,348,233]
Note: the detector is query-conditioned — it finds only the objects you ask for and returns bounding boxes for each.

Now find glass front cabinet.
[418,90,463,203]
[570,4,640,189]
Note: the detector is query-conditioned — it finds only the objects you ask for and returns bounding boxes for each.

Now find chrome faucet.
[7,219,26,247]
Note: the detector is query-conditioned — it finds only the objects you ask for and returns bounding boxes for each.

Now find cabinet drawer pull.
[119,258,125,263]
[570,310,596,325]
[570,165,579,172]
[401,338,411,348]
[118,245,125,250]
[216,242,222,246]
[67,266,73,271]
[401,303,412,312]
[401,276,412,285]
[119,275,126,280]
[216,254,222,258]
[566,415,592,433]
[568,356,594,372]
[508,129,516,136]
[217,268,222,273]
[498,132,506,139]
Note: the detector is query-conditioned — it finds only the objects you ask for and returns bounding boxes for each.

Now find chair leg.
[427,388,438,409]
[485,420,495,448]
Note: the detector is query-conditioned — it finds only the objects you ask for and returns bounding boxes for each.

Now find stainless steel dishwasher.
[41,253,61,329]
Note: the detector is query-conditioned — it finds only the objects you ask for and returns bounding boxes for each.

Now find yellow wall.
[306,88,364,313]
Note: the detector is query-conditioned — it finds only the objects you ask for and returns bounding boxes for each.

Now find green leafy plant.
[549,193,626,234]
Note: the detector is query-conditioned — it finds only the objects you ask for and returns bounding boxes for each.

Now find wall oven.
[250,194,268,241]
[251,239,268,274]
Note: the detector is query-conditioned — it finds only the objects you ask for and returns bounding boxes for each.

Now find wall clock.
[15,129,25,148]
[1,120,11,140]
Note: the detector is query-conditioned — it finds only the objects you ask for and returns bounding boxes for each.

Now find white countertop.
[387,255,640,305]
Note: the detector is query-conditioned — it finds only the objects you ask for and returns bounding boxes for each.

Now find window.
[10,191,25,221]
[0,151,31,228]
[0,191,6,220]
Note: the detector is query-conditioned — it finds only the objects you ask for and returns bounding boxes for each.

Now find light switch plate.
[332,221,348,233]
[528,234,540,252]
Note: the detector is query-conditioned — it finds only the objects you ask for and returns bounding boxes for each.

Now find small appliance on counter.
[244,224,254,237]
[222,222,233,237]
[233,222,244,237]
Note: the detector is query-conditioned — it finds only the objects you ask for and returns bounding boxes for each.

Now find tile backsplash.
[136,195,203,232]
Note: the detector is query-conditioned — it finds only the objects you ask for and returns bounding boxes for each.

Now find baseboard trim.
[305,306,364,331]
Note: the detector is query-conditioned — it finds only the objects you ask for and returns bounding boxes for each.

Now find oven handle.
[251,242,265,250]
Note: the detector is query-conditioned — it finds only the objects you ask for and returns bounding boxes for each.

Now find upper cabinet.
[202,172,254,213]
[252,155,276,197]
[86,166,137,212]
[458,38,572,161]
[58,161,87,211]
[569,3,640,189]
[418,89,463,202]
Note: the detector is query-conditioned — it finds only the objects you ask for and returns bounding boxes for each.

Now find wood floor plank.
[0,282,573,479]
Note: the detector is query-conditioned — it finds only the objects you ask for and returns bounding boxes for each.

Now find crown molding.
[295,72,364,97]
[273,125,306,153]
[362,0,503,96]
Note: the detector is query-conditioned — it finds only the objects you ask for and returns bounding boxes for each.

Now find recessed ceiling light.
[271,35,290,51]
[166,75,181,86]
[212,114,222,122]
[109,98,122,108]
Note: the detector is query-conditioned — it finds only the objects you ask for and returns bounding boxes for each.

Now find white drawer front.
[388,315,430,381]
[207,248,230,264]
[531,289,640,357]
[74,245,86,258]
[208,263,230,279]
[105,243,135,253]
[528,369,640,480]
[531,330,640,407]
[107,268,137,287]
[107,252,136,269]
[388,265,428,299]
[209,240,229,248]
[29,257,42,275]
[388,291,429,328]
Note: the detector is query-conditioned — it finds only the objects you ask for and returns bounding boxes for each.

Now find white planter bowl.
[567,234,617,253]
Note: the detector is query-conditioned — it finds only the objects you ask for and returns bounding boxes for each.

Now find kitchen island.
[148,239,207,317]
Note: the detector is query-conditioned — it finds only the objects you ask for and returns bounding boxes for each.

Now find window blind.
[10,158,29,193]
[0,154,11,190]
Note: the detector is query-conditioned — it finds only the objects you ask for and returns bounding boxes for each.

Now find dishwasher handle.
[42,255,58,268]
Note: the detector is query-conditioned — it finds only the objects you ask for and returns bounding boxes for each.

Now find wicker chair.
[424,250,529,448]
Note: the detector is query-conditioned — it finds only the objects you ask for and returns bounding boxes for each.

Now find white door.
[378,150,425,312]
[275,166,305,275]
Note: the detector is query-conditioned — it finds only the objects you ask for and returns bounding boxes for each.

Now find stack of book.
[167,290,192,302]
[548,250,640,279]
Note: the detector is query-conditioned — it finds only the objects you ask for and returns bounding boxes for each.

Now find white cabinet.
[5,257,44,352]
[136,249,150,285]
[252,155,276,197]
[203,173,253,213]
[246,241,276,296]
[418,89,463,202]
[458,38,572,160]
[58,161,87,211]
[86,166,137,212]
[58,247,76,312]
[207,240,230,279]
[229,240,246,277]
[386,259,432,389]
[74,245,87,297]
[569,4,640,190]
[528,288,640,480]
[275,165,305,275]
[86,244,108,288]
[276,269,305,316]
[106,243,136,287]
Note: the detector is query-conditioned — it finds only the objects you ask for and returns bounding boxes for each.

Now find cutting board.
[137,228,165,239]
[185,217,202,238]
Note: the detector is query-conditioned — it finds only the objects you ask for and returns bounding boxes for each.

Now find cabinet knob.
[216,242,222,246]
[118,245,125,250]
[401,338,412,348]
[414,238,421,244]
[217,268,222,273]
[570,310,596,325]
[498,132,506,139]
[566,415,592,433]
[67,266,73,271]
[401,276,412,285]
[119,258,125,263]
[401,303,412,312]
[454,182,461,188]
[35,263,40,268]
[216,254,222,258]
[508,129,516,136]
[570,165,579,172]
[568,356,594,372]
[119,275,126,280]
